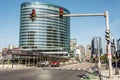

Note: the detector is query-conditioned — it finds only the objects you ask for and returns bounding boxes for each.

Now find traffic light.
[59,8,63,19]
[105,31,110,43]
[30,9,36,21]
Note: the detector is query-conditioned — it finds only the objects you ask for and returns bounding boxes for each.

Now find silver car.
[37,61,49,67]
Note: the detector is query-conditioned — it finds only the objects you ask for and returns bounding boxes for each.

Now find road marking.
[83,68,86,70]
[71,68,76,70]
[39,67,97,72]
[78,68,81,70]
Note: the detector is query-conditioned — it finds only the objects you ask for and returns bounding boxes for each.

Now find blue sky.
[0,0,120,51]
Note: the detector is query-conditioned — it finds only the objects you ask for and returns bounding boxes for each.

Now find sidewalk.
[80,70,99,80]
[101,69,120,80]
[81,69,120,80]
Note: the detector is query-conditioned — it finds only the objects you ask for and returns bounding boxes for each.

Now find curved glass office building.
[19,2,70,55]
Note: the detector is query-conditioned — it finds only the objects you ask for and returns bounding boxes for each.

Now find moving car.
[50,61,60,67]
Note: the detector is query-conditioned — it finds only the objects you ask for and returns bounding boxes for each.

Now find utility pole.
[104,11,113,79]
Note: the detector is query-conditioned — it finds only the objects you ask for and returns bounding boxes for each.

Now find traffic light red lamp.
[59,8,63,19]
[30,9,36,21]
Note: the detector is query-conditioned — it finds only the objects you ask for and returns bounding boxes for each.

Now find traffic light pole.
[104,11,113,80]
[37,11,113,79]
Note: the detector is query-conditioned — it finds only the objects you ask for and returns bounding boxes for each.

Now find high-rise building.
[101,37,107,55]
[117,39,120,51]
[19,2,70,56]
[91,37,102,57]
[116,39,120,56]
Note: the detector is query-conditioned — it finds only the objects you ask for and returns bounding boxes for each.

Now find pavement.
[82,66,120,80]
[69,62,120,80]
[101,69,120,80]
[43,63,120,80]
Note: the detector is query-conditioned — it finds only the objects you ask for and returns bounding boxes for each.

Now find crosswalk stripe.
[78,68,81,70]
[83,68,86,70]
[66,67,71,70]
[71,68,76,70]
[40,67,97,71]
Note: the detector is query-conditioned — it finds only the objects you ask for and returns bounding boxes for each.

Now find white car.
[37,61,49,67]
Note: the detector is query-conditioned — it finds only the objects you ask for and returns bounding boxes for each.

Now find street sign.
[108,53,112,58]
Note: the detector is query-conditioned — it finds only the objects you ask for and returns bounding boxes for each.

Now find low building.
[70,39,77,57]
[75,44,85,62]
[86,45,91,61]
[1,48,69,66]
[0,52,2,59]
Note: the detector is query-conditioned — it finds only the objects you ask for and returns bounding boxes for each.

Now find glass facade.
[19,2,70,53]
[101,37,107,55]
[91,37,102,56]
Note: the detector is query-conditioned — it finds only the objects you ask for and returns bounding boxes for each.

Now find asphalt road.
[0,68,88,80]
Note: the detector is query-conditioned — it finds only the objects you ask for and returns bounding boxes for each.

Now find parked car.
[37,61,49,67]
[50,61,60,67]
